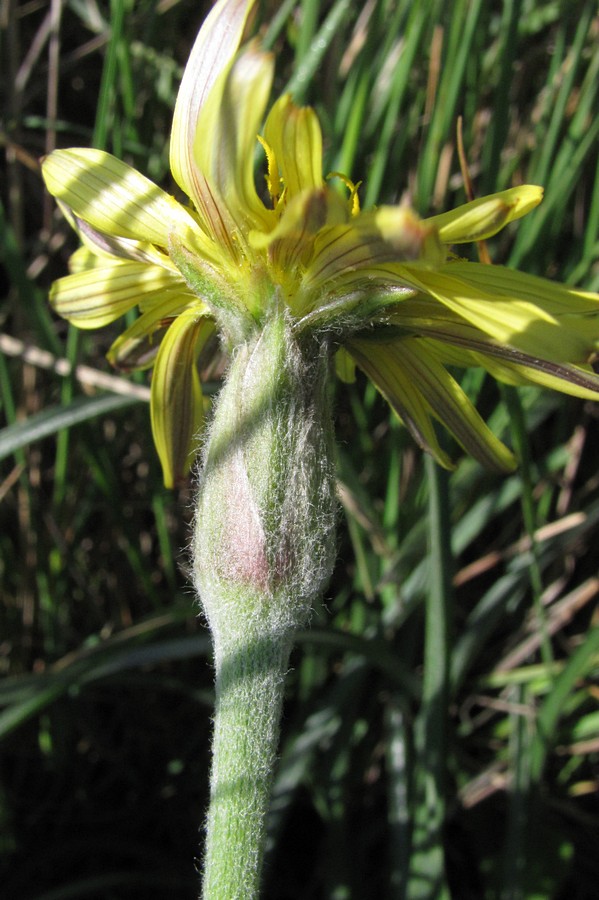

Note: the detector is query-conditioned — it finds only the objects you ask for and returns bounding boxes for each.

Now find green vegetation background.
[1,0,598,897]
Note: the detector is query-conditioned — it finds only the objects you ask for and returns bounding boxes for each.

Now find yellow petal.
[398,262,599,365]
[473,350,599,399]
[170,0,255,192]
[107,294,200,370]
[217,44,274,225]
[373,207,445,262]
[68,246,107,273]
[150,308,215,487]
[305,207,443,298]
[49,262,182,328]
[191,41,274,244]
[249,188,348,307]
[263,95,324,198]
[347,338,453,469]
[436,337,599,400]
[383,296,599,400]
[448,261,599,319]
[424,186,543,244]
[349,337,516,470]
[170,0,261,236]
[42,149,203,251]
[70,212,177,269]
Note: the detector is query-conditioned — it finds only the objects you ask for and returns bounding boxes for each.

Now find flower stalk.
[39,0,599,894]
[193,310,336,896]
[201,630,292,899]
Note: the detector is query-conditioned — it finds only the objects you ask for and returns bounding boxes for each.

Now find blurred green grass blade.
[385,698,411,899]
[582,153,599,264]
[284,0,352,102]
[93,0,126,150]
[364,1,432,208]
[0,344,24,463]
[501,385,551,665]
[267,659,374,891]
[0,393,143,461]
[345,511,376,601]
[511,116,599,269]
[383,424,401,536]
[52,325,80,506]
[0,197,34,307]
[75,634,213,684]
[481,660,563,692]
[262,0,297,49]
[450,473,522,557]
[450,570,528,691]
[408,457,451,898]
[0,632,212,740]
[115,5,138,151]
[510,7,598,268]
[295,0,320,63]
[0,679,68,740]
[297,627,420,698]
[416,0,484,210]
[152,493,177,592]
[0,200,60,353]
[449,506,599,691]
[528,5,593,190]
[334,66,370,179]
[501,684,532,898]
[267,701,343,853]
[480,0,522,194]
[530,625,599,784]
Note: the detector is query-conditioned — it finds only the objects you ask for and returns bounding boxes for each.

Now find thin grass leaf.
[283,0,353,102]
[530,625,599,784]
[408,457,452,898]
[0,393,144,461]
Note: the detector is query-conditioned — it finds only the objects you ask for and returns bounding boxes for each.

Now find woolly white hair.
[193,312,337,664]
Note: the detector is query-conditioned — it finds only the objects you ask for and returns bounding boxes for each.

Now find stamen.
[327,171,362,216]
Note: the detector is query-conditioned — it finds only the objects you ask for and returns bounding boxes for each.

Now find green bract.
[42,0,599,487]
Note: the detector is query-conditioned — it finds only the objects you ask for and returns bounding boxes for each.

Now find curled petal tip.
[374,207,444,261]
[425,185,544,244]
[170,0,257,209]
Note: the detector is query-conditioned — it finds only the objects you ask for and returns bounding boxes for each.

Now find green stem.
[193,311,337,898]
[202,626,293,899]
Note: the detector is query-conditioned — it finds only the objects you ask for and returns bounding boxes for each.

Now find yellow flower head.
[42,0,599,487]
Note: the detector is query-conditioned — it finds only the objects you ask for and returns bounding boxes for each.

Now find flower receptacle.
[193,311,337,659]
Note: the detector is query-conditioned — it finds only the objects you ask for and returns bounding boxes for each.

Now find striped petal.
[304,208,443,299]
[49,262,182,328]
[382,295,599,401]
[263,95,324,198]
[42,149,204,253]
[424,186,543,244]
[170,0,263,245]
[150,308,215,487]
[68,246,108,273]
[107,293,200,370]
[72,214,176,269]
[191,42,274,241]
[249,188,348,308]
[397,261,599,365]
[348,337,516,471]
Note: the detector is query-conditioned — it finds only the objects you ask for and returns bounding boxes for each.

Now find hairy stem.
[202,626,292,899]
[193,311,337,898]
